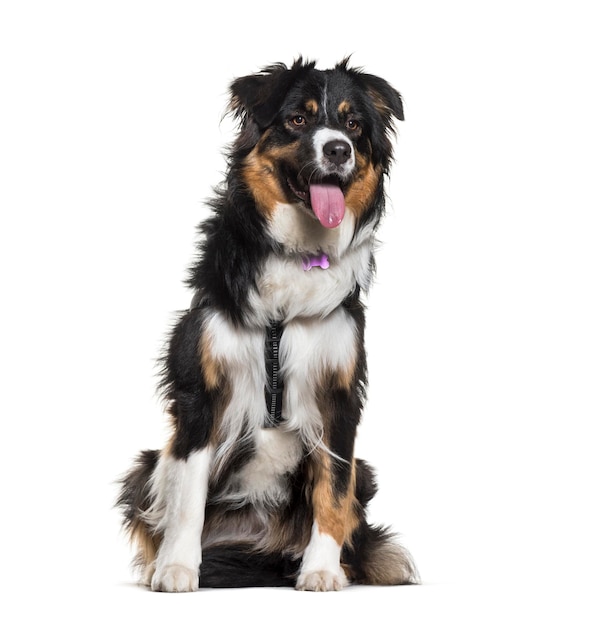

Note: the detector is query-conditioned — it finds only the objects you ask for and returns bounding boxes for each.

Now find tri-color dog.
[117,57,417,592]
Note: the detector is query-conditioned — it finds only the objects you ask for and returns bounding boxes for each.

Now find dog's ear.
[230,58,316,128]
[361,73,405,123]
[335,58,404,123]
[337,60,404,169]
[365,76,404,169]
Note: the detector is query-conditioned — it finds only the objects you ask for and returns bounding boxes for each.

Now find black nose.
[323,140,351,166]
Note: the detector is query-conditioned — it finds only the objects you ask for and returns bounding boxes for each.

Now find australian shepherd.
[117,57,417,592]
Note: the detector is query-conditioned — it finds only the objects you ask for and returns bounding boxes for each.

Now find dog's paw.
[295,568,348,592]
[151,564,198,592]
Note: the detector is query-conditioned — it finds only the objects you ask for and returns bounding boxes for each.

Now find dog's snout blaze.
[323,140,352,166]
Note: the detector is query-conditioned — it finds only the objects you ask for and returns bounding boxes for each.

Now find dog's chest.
[248,250,372,325]
[250,257,348,321]
[205,307,359,504]
[206,308,358,426]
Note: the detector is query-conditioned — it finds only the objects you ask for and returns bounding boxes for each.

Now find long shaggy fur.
[117,57,417,592]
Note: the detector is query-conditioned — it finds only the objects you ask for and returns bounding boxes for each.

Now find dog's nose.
[323,140,352,166]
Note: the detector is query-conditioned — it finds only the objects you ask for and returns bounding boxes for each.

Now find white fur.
[266,201,356,257]
[321,82,328,119]
[281,309,358,454]
[196,296,359,511]
[251,208,375,326]
[203,310,268,475]
[215,427,302,507]
[296,521,348,591]
[148,447,213,592]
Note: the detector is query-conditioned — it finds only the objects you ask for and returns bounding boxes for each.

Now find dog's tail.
[342,522,419,585]
[116,449,161,574]
[341,459,419,586]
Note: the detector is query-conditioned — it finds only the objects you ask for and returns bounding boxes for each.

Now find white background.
[1,1,594,624]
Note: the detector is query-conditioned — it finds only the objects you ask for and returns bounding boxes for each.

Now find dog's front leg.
[296,451,357,591]
[149,445,213,592]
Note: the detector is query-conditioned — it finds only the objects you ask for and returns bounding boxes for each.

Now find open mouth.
[286,172,346,229]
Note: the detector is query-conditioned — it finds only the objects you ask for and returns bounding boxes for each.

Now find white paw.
[296,568,348,592]
[151,564,198,592]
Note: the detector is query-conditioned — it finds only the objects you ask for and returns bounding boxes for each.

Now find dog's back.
[118,58,417,592]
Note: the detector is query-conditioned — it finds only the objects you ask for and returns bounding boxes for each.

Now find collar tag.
[302,253,330,271]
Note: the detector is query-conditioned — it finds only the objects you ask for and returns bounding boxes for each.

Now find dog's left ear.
[361,73,405,123]
[230,59,314,128]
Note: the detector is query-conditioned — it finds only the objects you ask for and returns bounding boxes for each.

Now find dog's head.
[228,58,403,241]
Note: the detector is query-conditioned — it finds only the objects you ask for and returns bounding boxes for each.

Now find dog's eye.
[290,115,307,127]
[346,119,360,131]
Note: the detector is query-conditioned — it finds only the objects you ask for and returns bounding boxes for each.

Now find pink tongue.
[309,183,345,229]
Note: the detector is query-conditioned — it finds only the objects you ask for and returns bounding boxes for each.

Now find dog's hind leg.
[147,445,213,592]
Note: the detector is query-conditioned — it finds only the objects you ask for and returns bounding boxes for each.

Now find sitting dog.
[117,57,417,592]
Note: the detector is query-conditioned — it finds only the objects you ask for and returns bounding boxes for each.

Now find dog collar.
[302,253,329,271]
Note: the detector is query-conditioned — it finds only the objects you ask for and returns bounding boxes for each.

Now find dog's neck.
[267,203,355,259]
[302,253,329,271]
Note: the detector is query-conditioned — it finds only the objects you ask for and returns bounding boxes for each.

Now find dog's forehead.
[285,69,360,116]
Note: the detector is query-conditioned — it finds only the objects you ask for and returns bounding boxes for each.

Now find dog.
[117,57,417,592]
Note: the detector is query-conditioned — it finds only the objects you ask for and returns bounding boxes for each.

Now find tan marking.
[338,100,351,115]
[199,332,222,390]
[242,139,300,217]
[199,335,232,448]
[242,151,283,218]
[345,157,383,219]
[208,389,232,452]
[311,453,359,546]
[335,359,357,390]
[315,363,357,400]
[305,100,319,115]
[130,521,160,570]
[165,328,230,451]
[368,88,392,118]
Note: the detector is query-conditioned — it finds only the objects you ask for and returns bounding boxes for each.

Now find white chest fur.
[248,203,376,325]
